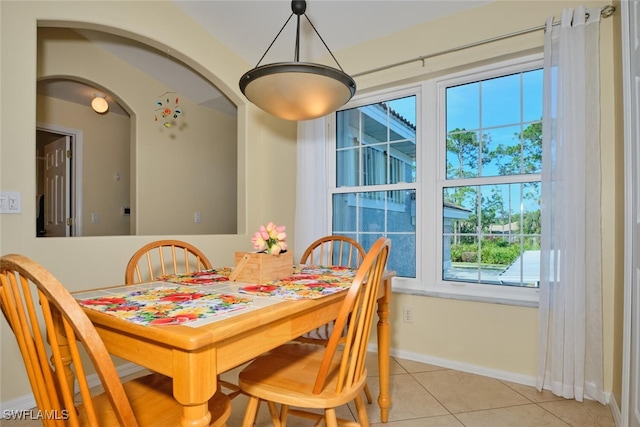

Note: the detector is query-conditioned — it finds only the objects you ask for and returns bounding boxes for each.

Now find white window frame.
[328,54,543,306]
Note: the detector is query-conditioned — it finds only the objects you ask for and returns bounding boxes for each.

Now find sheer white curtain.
[294,118,329,260]
[537,6,605,404]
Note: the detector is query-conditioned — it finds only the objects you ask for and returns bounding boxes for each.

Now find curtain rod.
[352,4,615,78]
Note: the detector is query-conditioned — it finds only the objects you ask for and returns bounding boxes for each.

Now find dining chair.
[296,235,366,342]
[295,235,374,403]
[125,239,212,284]
[238,237,391,427]
[0,253,231,427]
[125,240,242,399]
[299,235,365,270]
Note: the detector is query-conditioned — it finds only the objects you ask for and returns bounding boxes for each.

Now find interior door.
[43,135,70,237]
[623,1,640,426]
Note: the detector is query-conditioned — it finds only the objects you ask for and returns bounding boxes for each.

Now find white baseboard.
[609,392,623,427]
[390,347,538,386]
[0,362,147,414]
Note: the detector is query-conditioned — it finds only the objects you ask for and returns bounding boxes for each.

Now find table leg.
[181,405,211,427]
[173,349,218,427]
[377,277,392,422]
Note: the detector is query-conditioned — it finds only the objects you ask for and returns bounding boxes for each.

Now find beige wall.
[37,94,132,236]
[38,27,238,235]
[0,0,297,403]
[0,0,624,417]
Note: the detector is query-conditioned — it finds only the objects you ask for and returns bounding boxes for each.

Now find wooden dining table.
[73,266,394,426]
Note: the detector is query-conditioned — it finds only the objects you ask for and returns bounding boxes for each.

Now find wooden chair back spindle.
[300,235,365,269]
[0,254,139,426]
[125,239,212,284]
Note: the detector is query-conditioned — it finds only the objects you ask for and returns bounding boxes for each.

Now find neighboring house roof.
[381,102,416,131]
[444,201,472,220]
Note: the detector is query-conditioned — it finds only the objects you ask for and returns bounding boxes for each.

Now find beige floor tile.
[394,358,448,374]
[454,403,571,427]
[353,374,450,423]
[538,399,616,427]
[501,380,566,403]
[371,414,465,427]
[1,356,616,427]
[413,369,530,413]
[227,392,356,426]
[366,353,408,376]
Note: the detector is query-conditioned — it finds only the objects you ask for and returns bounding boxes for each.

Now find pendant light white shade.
[240,62,355,121]
[239,1,356,121]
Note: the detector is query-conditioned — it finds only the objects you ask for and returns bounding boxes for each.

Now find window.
[442,69,542,290]
[331,55,542,304]
[333,96,417,278]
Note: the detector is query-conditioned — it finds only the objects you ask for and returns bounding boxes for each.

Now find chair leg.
[242,396,260,427]
[363,381,373,404]
[280,404,290,426]
[354,394,370,427]
[267,401,283,427]
[325,407,339,427]
[218,379,244,400]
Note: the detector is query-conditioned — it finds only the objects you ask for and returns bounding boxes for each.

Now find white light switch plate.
[0,191,21,213]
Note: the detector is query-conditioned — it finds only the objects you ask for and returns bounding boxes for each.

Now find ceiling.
[37,1,490,117]
[174,1,491,65]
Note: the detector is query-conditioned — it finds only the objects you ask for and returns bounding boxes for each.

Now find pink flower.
[251,231,268,251]
[252,222,287,255]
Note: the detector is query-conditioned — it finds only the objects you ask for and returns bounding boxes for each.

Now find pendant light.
[239,0,356,121]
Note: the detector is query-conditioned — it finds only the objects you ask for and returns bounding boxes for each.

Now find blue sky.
[386,68,543,132]
[385,69,544,216]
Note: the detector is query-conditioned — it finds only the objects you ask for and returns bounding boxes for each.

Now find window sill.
[392,284,539,308]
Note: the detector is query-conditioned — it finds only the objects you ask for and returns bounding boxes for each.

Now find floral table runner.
[237,265,356,299]
[76,266,356,327]
[159,265,356,300]
[77,285,251,326]
[158,268,232,285]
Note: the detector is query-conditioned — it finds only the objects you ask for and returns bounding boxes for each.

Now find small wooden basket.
[229,251,294,283]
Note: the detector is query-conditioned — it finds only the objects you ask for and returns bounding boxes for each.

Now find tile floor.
[2,354,616,426]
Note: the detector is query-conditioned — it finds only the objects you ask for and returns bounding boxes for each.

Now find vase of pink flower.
[230,222,293,283]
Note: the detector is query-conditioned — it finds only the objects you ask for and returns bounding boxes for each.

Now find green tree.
[490,121,542,176]
[446,128,491,179]
[446,122,543,253]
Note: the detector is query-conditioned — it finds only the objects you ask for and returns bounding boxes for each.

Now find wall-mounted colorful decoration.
[154,91,183,128]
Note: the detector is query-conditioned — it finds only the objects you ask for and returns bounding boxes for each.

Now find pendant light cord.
[301,13,346,73]
[254,12,295,67]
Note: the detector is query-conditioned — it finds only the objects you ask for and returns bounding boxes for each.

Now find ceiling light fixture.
[91,95,109,114]
[239,0,356,121]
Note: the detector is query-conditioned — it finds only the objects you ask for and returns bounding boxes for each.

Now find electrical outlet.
[402,306,413,323]
[194,212,201,223]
